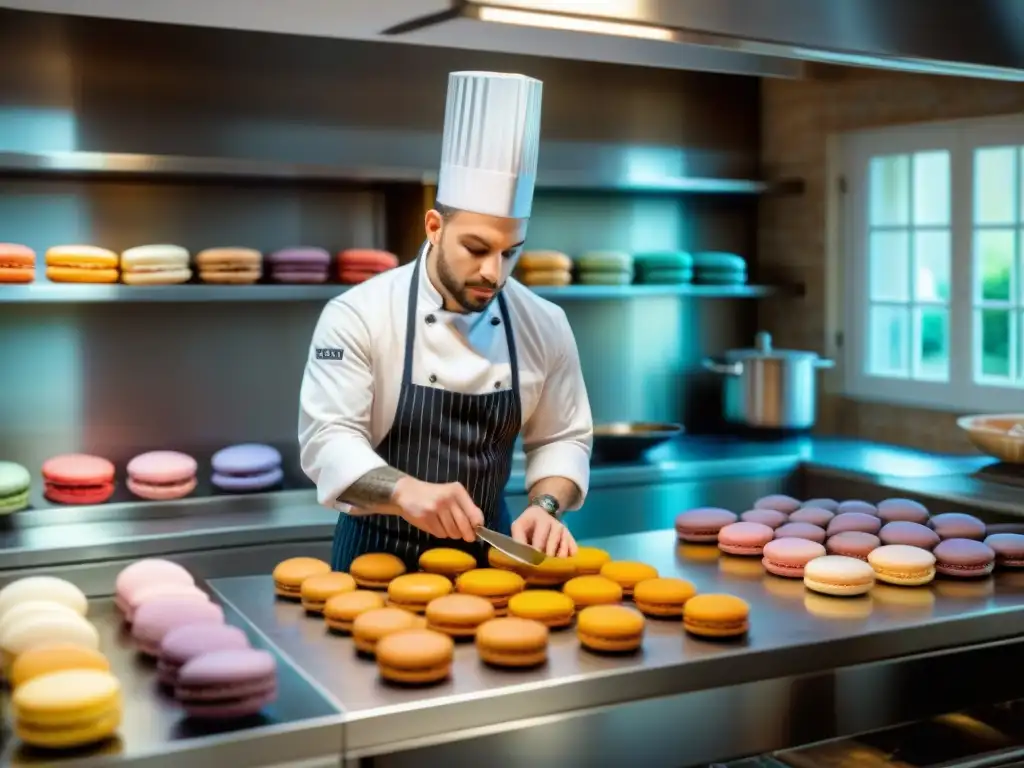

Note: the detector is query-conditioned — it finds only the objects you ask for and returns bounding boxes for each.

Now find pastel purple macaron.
[211,443,284,492]
[878,521,940,550]
[740,508,788,528]
[158,623,251,686]
[877,498,930,524]
[827,512,882,536]
[675,508,738,543]
[984,533,1024,568]
[930,513,986,541]
[762,538,826,578]
[933,538,996,578]
[825,531,880,560]
[754,494,802,514]
[268,247,330,284]
[774,521,826,544]
[802,498,839,512]
[176,648,278,719]
[718,521,775,556]
[836,500,878,516]
[132,597,225,657]
[788,507,835,528]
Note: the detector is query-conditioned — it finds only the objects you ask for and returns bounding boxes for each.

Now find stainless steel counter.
[0,599,344,768]
[209,529,1024,759]
[1,436,1019,581]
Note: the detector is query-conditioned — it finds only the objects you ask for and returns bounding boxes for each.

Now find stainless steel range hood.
[384,0,1024,81]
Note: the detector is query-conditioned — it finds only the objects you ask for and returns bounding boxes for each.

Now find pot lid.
[724,332,821,362]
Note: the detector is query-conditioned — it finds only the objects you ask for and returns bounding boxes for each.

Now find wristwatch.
[530,494,561,519]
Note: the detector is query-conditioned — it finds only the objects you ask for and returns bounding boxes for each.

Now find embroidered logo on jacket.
[315,348,345,361]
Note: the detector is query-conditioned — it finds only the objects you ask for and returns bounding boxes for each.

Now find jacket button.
[494,381,501,389]
[490,316,500,326]
[426,314,436,325]
[429,374,438,384]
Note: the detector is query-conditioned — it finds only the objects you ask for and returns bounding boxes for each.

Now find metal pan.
[591,422,684,463]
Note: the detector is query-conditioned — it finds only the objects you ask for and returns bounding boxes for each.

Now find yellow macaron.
[632,578,696,618]
[562,575,623,607]
[455,568,525,615]
[599,561,659,596]
[418,548,478,578]
[10,644,111,689]
[13,669,122,749]
[570,547,612,575]
[507,590,575,629]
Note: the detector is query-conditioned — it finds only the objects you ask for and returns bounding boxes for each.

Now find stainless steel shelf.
[0,282,788,303]
[0,150,801,195]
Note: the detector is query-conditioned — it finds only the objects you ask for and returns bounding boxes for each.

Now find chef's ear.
[424,208,445,245]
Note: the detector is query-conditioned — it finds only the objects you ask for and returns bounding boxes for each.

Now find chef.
[298,71,593,572]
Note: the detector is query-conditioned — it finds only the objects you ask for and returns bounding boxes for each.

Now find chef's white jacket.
[298,257,593,514]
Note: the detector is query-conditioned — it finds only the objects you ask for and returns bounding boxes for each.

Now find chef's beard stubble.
[435,236,505,314]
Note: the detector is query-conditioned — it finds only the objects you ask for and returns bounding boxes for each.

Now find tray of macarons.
[0,559,339,762]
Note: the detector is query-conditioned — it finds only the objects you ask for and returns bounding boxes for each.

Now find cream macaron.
[0,611,99,671]
[0,576,88,621]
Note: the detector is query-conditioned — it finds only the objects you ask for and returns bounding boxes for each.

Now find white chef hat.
[436,71,543,220]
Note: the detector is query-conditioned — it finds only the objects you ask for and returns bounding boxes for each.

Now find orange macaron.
[599,561,659,597]
[386,573,453,613]
[350,553,407,590]
[632,577,696,618]
[0,243,35,284]
[300,572,357,614]
[272,557,331,600]
[323,590,386,634]
[45,245,119,284]
[576,605,645,653]
[507,590,575,628]
[455,568,525,615]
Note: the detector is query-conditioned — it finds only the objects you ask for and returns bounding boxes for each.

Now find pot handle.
[815,358,835,370]
[702,357,743,376]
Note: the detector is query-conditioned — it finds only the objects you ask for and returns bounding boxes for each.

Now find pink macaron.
[825,531,881,560]
[827,512,882,536]
[788,507,835,528]
[718,521,775,556]
[126,451,198,501]
[836,500,878,516]
[774,521,826,544]
[762,538,826,578]
[984,533,1024,568]
[801,498,839,512]
[930,513,986,541]
[877,498,930,524]
[125,583,212,623]
[753,494,802,514]
[740,508,788,528]
[878,521,940,550]
[933,538,996,578]
[115,558,195,617]
[675,508,738,543]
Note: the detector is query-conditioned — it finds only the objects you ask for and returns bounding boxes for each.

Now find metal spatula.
[475,526,546,566]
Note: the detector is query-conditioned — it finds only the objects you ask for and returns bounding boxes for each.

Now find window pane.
[870,231,910,301]
[915,307,949,381]
[914,230,951,301]
[977,308,1014,381]
[869,155,910,226]
[975,147,1017,225]
[869,304,910,377]
[975,229,1015,301]
[913,151,950,226]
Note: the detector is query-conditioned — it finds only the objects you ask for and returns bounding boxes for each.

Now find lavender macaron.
[773,522,826,544]
[268,247,330,284]
[878,521,940,550]
[801,498,839,512]
[837,500,878,516]
[176,648,278,719]
[930,513,987,541]
[877,498,930,524]
[826,531,881,561]
[827,512,882,536]
[675,508,738,543]
[211,443,283,492]
[788,507,835,528]
[754,495,802,514]
[933,538,996,578]
[740,508,788,528]
[158,623,251,687]
[132,598,226,657]
[984,533,1024,568]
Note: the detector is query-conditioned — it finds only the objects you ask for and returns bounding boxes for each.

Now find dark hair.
[434,202,459,221]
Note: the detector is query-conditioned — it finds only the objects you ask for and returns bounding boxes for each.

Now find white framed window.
[841,115,1024,412]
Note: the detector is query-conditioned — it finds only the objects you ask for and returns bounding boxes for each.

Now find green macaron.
[576,251,634,273]
[0,461,31,514]
[639,268,694,285]
[577,270,634,286]
[634,251,693,272]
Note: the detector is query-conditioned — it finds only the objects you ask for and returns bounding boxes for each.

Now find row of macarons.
[270,549,751,683]
[0,565,277,750]
[0,243,399,285]
[673,496,1024,595]
[514,250,748,288]
[0,444,284,513]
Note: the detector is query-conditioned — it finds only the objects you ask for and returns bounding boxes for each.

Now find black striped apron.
[330,252,522,572]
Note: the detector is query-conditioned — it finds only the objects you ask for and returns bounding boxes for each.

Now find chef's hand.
[512,506,577,558]
[391,477,483,542]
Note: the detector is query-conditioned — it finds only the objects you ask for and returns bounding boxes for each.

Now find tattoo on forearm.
[340,466,408,508]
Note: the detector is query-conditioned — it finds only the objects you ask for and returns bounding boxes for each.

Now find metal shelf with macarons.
[674,494,1023,607]
[514,249,749,289]
[268,530,752,688]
